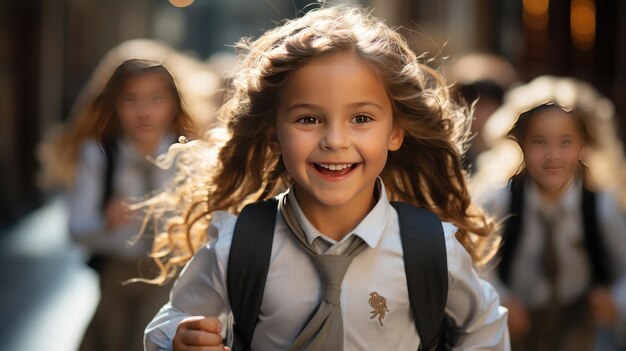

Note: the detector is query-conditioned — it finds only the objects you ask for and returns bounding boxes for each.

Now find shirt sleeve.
[68,141,107,243]
[443,222,511,350]
[67,141,142,255]
[144,211,237,351]
[474,188,515,303]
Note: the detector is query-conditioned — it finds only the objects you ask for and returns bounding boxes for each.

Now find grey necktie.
[279,195,368,351]
[537,207,562,338]
[538,208,560,302]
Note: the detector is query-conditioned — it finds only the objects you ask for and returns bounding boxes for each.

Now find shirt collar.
[118,132,175,160]
[526,177,581,216]
[285,178,389,248]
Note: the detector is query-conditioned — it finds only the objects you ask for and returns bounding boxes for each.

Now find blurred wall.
[1,1,44,225]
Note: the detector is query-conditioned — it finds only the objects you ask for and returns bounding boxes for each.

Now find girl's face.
[116,72,176,151]
[274,50,404,210]
[520,109,584,196]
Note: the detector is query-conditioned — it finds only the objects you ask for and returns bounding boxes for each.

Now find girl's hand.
[104,197,129,230]
[504,298,530,338]
[589,287,618,326]
[173,316,230,351]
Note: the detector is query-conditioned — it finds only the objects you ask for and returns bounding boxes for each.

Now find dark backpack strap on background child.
[227,198,279,351]
[87,139,119,274]
[101,139,118,210]
[391,202,449,351]
[497,176,524,286]
[228,200,448,351]
[581,188,612,285]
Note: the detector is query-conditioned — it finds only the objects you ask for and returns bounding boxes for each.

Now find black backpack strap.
[498,177,525,286]
[101,139,118,210]
[86,140,118,274]
[227,198,278,351]
[581,189,612,285]
[391,202,448,351]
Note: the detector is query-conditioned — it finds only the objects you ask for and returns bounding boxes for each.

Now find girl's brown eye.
[298,116,319,124]
[351,114,372,124]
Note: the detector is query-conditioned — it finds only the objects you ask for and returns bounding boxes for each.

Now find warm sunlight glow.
[168,0,194,8]
[523,0,550,31]
[570,0,596,50]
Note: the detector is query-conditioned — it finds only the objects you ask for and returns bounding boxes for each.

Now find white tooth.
[317,163,354,170]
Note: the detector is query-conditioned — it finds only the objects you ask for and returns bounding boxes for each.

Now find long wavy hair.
[39,59,195,188]
[143,5,499,284]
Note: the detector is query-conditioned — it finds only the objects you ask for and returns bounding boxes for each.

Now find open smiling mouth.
[313,163,360,177]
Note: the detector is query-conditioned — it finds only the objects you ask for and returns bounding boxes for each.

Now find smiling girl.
[142,5,509,351]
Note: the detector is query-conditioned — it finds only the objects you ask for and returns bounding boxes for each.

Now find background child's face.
[274,50,403,209]
[116,72,176,148]
[521,109,583,195]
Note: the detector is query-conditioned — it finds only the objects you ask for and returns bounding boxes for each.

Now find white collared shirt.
[145,181,510,350]
[68,135,174,259]
[478,180,626,315]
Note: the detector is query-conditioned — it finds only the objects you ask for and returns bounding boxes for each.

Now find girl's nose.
[137,101,152,117]
[545,145,560,160]
[320,123,349,150]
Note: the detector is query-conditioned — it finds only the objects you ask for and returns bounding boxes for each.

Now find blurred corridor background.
[1,0,626,350]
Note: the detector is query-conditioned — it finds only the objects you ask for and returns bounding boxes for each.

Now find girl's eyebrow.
[348,101,384,112]
[285,101,384,113]
[285,103,321,113]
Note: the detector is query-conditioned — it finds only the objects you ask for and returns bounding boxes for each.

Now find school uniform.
[69,135,173,258]
[479,179,626,350]
[69,135,174,351]
[145,180,510,351]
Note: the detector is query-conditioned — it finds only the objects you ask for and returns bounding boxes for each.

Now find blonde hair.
[143,5,499,284]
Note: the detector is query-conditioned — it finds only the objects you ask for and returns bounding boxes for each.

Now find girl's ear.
[388,125,405,151]
[266,127,282,155]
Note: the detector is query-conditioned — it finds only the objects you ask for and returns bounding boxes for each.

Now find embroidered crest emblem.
[368,292,389,327]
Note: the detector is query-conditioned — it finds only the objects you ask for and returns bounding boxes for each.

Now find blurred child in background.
[448,53,517,175]
[476,77,626,350]
[46,58,195,351]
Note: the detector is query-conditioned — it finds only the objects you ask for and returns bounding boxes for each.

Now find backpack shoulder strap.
[391,202,448,351]
[227,198,278,351]
[581,188,612,284]
[101,139,118,210]
[498,178,525,286]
